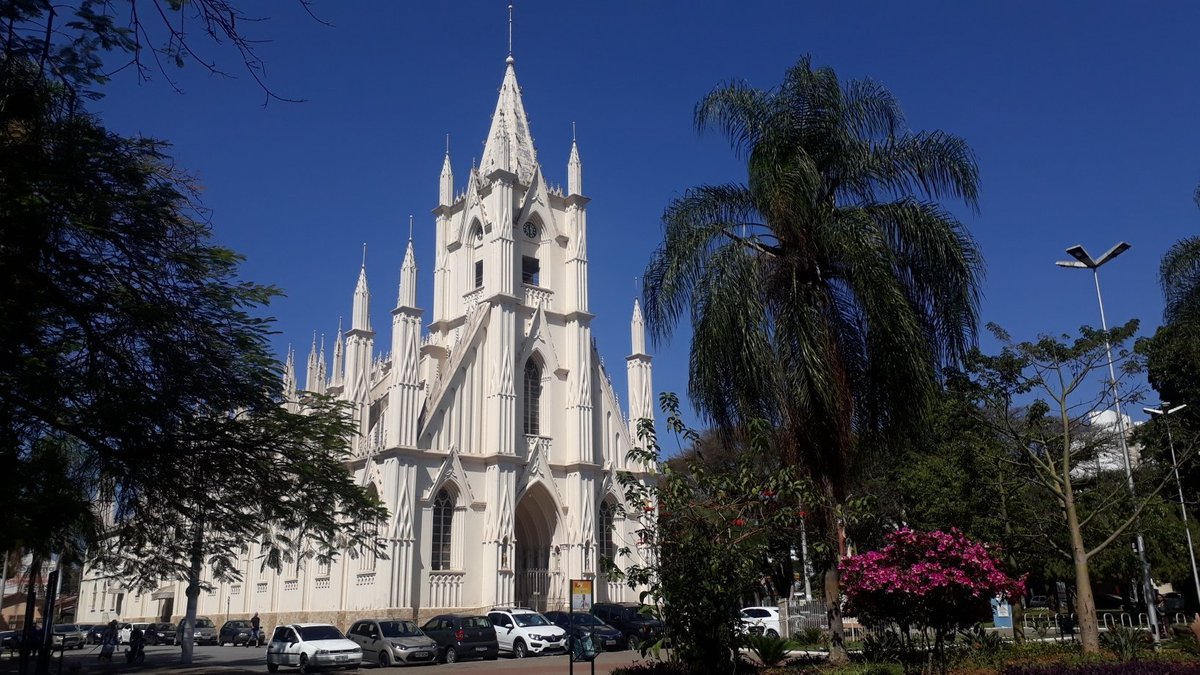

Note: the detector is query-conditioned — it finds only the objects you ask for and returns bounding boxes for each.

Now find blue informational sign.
[991,597,1013,629]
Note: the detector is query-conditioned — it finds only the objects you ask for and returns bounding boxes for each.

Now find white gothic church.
[77,54,655,626]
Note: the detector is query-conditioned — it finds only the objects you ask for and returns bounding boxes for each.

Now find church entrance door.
[514,483,558,611]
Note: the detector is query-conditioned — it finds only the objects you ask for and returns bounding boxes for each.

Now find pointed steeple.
[479,59,537,183]
[352,254,371,332]
[399,227,418,309]
[283,345,297,396]
[332,319,345,388]
[316,334,327,393]
[439,141,454,206]
[305,332,319,391]
[631,298,646,355]
[568,130,582,196]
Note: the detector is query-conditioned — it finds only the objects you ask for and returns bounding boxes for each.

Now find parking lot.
[0,643,646,674]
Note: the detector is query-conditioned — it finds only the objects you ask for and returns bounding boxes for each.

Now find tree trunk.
[822,495,849,665]
[18,555,41,672]
[1011,597,1026,644]
[180,521,204,665]
[1064,486,1100,652]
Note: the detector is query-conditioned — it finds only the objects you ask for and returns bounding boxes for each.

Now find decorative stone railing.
[428,571,464,608]
[355,572,376,587]
[463,287,485,314]
[523,285,553,310]
[525,435,550,459]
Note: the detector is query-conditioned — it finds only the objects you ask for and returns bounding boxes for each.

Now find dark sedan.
[218,620,255,646]
[86,625,105,645]
[544,611,623,652]
[420,614,498,663]
[146,622,178,645]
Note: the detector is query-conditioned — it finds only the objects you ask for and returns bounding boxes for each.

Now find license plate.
[475,646,487,652]
[336,655,348,661]
[413,652,428,658]
[606,640,616,645]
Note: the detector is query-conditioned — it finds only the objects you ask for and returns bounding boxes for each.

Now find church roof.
[479,59,538,184]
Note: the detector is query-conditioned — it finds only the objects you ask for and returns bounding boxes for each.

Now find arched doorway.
[514,482,558,611]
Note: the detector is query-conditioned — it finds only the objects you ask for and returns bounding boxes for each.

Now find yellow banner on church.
[570,579,593,611]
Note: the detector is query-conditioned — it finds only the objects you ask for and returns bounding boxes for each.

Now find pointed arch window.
[523,358,542,436]
[432,489,456,571]
[599,500,616,565]
[360,484,380,572]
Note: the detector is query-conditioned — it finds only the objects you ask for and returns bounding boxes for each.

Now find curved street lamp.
[1144,403,1198,609]
[1056,242,1159,640]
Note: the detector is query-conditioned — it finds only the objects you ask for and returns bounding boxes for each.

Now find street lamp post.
[1056,241,1160,641]
[1144,403,1199,609]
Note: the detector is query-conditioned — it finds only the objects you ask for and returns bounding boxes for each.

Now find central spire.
[480,58,537,183]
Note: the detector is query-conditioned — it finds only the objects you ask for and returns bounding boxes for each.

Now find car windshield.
[298,625,345,641]
[513,614,549,627]
[195,619,214,628]
[571,614,604,626]
[379,621,422,638]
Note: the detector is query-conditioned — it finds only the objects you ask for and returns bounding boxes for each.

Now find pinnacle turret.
[439,147,454,206]
[399,235,418,309]
[352,263,371,332]
[568,138,582,196]
[305,332,319,391]
[631,299,646,355]
[332,319,345,388]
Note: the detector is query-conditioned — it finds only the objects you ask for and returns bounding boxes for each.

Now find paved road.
[0,644,645,675]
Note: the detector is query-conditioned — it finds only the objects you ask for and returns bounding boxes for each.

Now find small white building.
[77,53,655,628]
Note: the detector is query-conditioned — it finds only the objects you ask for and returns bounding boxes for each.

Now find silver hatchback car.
[346,619,438,667]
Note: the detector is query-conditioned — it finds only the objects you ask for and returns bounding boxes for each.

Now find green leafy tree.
[0,57,384,665]
[641,55,984,662]
[957,323,1187,654]
[612,394,811,672]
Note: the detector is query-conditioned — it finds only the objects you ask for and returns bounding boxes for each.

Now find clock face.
[523,221,538,239]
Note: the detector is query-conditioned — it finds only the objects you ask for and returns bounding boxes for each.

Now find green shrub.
[745,634,799,667]
[1101,626,1153,663]
[861,630,906,664]
[794,626,826,646]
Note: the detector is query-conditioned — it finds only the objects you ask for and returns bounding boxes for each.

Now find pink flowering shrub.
[841,528,1025,634]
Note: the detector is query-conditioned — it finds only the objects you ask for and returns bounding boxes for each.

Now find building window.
[523,359,541,436]
[521,256,540,286]
[474,260,483,288]
[360,484,380,572]
[599,500,616,565]
[432,489,456,571]
[317,559,331,577]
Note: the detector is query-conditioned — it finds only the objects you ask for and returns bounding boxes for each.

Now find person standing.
[247,613,261,647]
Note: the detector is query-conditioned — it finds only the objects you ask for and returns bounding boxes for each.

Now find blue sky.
[95,1,1200,432]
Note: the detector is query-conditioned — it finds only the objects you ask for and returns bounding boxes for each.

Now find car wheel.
[513,639,527,659]
[626,635,639,651]
[298,654,310,675]
[443,647,457,664]
[766,629,779,639]
[378,650,390,667]
[267,662,279,673]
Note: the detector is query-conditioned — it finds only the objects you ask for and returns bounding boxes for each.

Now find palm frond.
[1160,235,1200,325]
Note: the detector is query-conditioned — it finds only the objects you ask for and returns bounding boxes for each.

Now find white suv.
[266,623,362,672]
[740,606,782,638]
[486,608,567,658]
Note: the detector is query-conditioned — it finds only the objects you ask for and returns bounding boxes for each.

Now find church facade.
[77,55,655,626]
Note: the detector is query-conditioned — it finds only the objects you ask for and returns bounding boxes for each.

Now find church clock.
[522,221,538,239]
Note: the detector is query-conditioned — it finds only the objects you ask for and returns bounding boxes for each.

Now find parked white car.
[266,623,362,673]
[486,607,568,658]
[739,607,782,638]
[117,623,148,645]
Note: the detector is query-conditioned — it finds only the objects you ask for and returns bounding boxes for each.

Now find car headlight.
[315,649,329,655]
[392,642,408,650]
[156,632,164,637]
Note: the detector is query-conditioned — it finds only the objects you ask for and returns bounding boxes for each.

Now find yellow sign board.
[570,579,594,611]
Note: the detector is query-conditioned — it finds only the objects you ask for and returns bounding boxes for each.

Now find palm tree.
[1158,187,1200,326]
[642,56,983,663]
